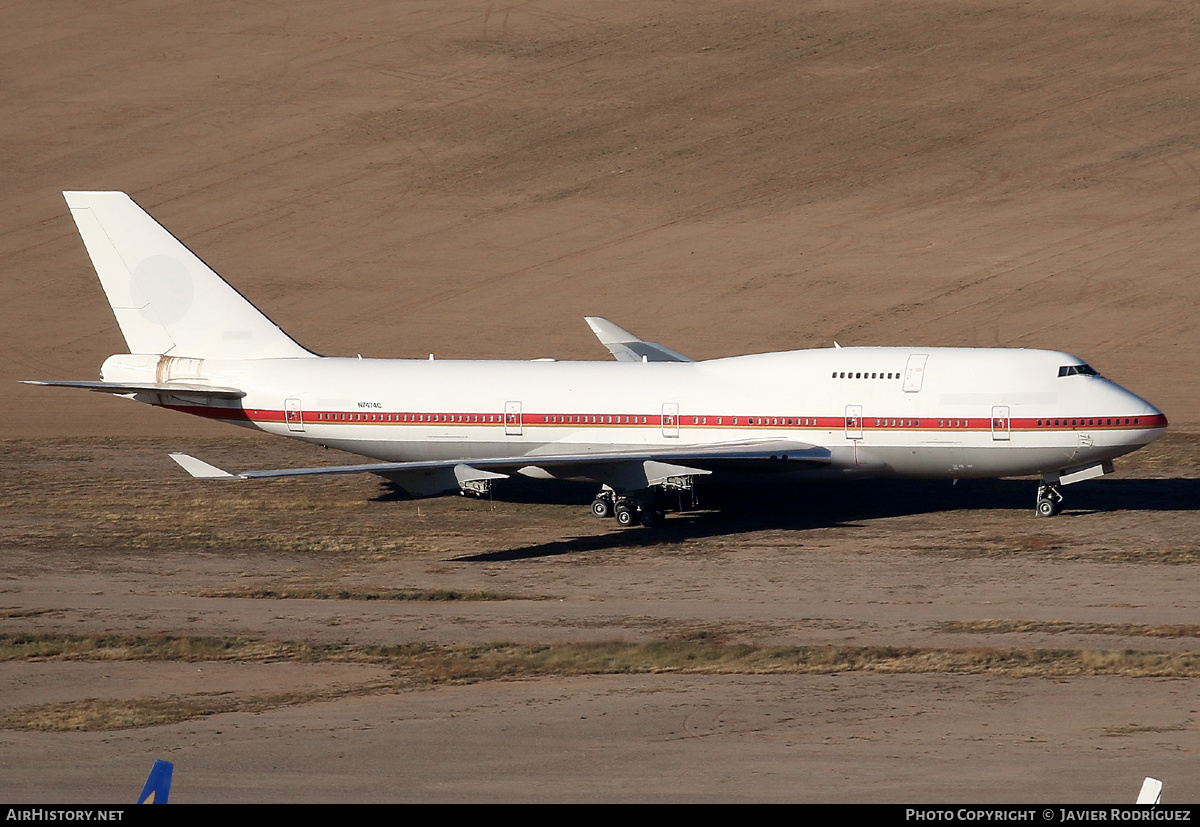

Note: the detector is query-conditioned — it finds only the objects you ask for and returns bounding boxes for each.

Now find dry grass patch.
[8,633,1200,679]
[6,634,1200,731]
[1103,723,1188,736]
[206,587,529,602]
[936,620,1200,638]
[0,608,53,619]
[417,643,1200,681]
[1087,549,1200,565]
[2,686,388,732]
[919,542,1200,565]
[0,633,318,663]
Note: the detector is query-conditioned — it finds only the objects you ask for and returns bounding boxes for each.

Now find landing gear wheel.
[615,505,637,527]
[591,497,613,519]
[1035,498,1058,517]
[638,508,665,528]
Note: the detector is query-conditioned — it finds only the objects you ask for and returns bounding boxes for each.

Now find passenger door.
[285,397,305,433]
[991,405,1010,441]
[845,404,863,440]
[504,401,523,436]
[661,402,679,438]
[903,354,928,393]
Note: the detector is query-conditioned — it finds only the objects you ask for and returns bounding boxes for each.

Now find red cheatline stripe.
[161,405,1167,432]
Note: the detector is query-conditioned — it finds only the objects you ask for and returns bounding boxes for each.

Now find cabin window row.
[312,413,837,427]
[317,413,503,423]
[313,413,1143,429]
[544,416,824,426]
[541,416,825,426]
[542,415,648,424]
[741,417,818,426]
[832,371,899,380]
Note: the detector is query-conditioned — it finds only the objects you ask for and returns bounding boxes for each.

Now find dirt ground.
[2,0,1199,803]
[2,434,1199,804]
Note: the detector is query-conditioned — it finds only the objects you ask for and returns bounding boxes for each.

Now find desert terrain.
[1,0,1199,803]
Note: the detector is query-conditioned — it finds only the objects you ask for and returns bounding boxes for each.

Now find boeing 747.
[25,192,1167,526]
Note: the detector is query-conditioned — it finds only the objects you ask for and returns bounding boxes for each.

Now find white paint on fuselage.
[120,345,1164,481]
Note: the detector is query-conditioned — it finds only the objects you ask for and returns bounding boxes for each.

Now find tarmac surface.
[2,0,1199,803]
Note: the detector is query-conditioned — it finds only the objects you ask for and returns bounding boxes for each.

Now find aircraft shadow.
[450,477,1200,562]
[373,477,598,506]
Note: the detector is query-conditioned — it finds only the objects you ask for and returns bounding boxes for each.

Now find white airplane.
[26,191,1167,527]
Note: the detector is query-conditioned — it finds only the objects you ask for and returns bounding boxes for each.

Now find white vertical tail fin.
[64,191,314,360]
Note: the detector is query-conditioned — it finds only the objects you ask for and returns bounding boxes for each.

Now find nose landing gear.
[1034,461,1114,517]
[1035,483,1063,517]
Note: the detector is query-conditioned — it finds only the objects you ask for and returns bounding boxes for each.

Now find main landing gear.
[591,490,667,528]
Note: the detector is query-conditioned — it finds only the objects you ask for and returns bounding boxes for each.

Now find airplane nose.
[1109,380,1163,418]
[1116,384,1167,442]
[1091,380,1167,451]
[1134,392,1166,423]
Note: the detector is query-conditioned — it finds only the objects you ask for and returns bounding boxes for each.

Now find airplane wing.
[584,317,694,363]
[21,380,246,399]
[170,438,829,496]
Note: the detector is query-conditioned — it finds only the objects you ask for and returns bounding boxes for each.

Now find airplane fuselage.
[102,345,1165,482]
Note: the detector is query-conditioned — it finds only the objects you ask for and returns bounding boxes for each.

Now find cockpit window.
[1058,364,1099,378]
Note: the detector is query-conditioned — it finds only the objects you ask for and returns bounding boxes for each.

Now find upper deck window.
[1058,364,1099,378]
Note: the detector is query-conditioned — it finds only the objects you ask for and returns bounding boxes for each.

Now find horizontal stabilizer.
[585,317,693,363]
[169,453,237,478]
[23,380,246,399]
